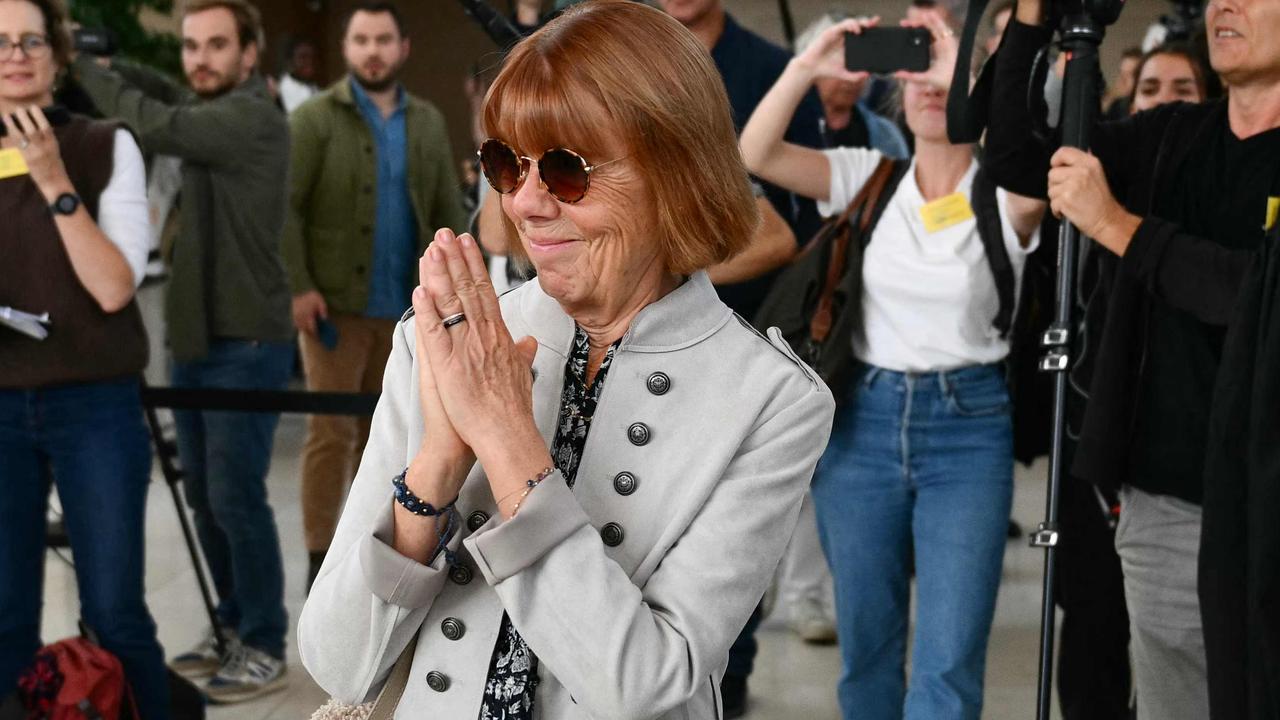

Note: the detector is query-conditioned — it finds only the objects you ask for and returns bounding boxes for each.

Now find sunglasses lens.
[540,148,590,203]
[479,140,522,193]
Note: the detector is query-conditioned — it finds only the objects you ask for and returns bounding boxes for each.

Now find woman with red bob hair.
[299,2,835,718]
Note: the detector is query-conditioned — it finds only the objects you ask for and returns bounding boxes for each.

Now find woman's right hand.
[792,17,877,84]
[407,255,475,500]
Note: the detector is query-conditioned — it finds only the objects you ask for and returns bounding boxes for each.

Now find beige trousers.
[299,314,396,552]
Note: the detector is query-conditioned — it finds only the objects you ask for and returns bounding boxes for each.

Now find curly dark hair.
[22,0,73,68]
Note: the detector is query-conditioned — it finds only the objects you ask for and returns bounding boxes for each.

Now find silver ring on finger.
[442,312,467,329]
[18,137,29,149]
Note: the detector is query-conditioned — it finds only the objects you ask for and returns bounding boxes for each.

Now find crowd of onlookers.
[2,0,1276,718]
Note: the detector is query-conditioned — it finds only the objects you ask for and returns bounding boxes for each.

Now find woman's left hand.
[415,228,544,468]
[1,106,72,201]
[894,13,959,92]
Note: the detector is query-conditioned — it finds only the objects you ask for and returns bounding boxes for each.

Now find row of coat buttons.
[424,617,466,692]
[427,373,668,692]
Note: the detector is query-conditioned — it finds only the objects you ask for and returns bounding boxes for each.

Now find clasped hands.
[406,228,553,518]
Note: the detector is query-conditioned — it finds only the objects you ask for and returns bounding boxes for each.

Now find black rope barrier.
[141,386,378,416]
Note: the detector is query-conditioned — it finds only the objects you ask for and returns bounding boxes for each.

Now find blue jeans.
[171,339,293,659]
[0,378,171,719]
[812,364,1013,720]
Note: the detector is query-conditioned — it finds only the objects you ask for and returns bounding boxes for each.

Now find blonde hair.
[483,0,759,275]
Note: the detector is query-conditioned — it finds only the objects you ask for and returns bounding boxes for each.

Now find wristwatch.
[50,192,81,216]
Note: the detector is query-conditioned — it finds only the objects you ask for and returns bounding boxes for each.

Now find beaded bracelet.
[392,467,457,517]
[498,467,554,517]
[432,506,460,568]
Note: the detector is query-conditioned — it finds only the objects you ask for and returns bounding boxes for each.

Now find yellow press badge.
[920,192,975,233]
[0,148,30,180]
[1265,197,1279,231]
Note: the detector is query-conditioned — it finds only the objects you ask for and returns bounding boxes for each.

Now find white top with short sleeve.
[816,147,1040,373]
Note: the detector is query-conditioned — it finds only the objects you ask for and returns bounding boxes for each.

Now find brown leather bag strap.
[809,158,896,343]
[858,158,898,233]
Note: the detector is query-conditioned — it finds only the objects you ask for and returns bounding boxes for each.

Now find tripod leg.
[140,386,229,658]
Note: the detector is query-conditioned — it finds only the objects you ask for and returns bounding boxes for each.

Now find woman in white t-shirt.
[741,14,1045,720]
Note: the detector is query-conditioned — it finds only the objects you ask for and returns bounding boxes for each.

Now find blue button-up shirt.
[351,79,418,320]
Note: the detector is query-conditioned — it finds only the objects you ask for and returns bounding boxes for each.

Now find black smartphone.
[0,106,71,138]
[316,318,339,351]
[72,27,116,57]
[845,27,932,75]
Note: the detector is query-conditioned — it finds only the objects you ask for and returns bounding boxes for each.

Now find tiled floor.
[40,413,1065,720]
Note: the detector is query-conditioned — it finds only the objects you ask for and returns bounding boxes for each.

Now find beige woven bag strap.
[368,633,419,720]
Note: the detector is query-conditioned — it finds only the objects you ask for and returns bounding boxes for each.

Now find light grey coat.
[298,271,835,720]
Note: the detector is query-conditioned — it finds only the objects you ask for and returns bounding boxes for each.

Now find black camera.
[72,27,116,57]
[1043,0,1127,28]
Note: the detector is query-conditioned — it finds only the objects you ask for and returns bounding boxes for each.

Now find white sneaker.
[789,598,837,645]
[170,627,238,679]
[203,644,288,704]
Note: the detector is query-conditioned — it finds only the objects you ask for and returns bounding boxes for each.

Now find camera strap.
[948,0,1001,144]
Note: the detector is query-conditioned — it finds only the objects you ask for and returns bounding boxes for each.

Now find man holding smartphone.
[73,0,294,704]
[281,0,468,595]
[985,1,1280,718]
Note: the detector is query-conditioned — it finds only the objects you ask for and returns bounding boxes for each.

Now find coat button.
[646,372,670,395]
[613,472,637,496]
[449,564,473,585]
[363,184,373,194]
[466,511,489,532]
[627,423,650,446]
[601,522,624,547]
[441,617,465,641]
[425,670,450,692]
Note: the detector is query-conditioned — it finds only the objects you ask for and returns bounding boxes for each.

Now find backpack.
[16,633,137,720]
[754,157,1022,401]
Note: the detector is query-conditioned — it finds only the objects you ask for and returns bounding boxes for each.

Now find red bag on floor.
[17,636,137,720]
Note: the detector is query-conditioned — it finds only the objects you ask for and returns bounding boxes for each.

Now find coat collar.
[516,271,733,357]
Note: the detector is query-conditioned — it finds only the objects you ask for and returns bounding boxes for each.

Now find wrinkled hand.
[1048,147,1141,255]
[291,290,327,335]
[2,107,72,201]
[793,16,875,86]
[409,276,475,492]
[1048,147,1119,237]
[414,228,539,462]
[894,13,958,92]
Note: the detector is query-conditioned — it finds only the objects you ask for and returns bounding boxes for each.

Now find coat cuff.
[463,473,589,584]
[1120,216,1174,288]
[359,501,459,608]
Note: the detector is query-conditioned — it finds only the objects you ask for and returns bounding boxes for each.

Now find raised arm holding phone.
[740,13,1045,720]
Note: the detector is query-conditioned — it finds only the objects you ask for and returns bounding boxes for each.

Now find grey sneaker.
[170,627,238,679]
[790,598,837,645]
[204,645,288,704]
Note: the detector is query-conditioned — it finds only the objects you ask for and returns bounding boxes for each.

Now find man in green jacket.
[281,0,468,592]
[75,0,294,704]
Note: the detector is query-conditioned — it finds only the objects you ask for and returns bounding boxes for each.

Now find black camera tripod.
[947,0,1125,717]
[1029,4,1123,719]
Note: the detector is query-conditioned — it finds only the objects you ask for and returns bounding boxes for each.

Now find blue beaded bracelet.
[392,468,457,517]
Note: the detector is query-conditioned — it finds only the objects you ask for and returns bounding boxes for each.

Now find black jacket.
[1200,229,1280,720]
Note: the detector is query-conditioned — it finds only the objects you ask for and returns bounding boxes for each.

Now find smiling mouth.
[1215,28,1244,39]
[527,236,579,250]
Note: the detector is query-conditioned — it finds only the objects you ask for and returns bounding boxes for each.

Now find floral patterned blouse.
[478,326,618,720]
